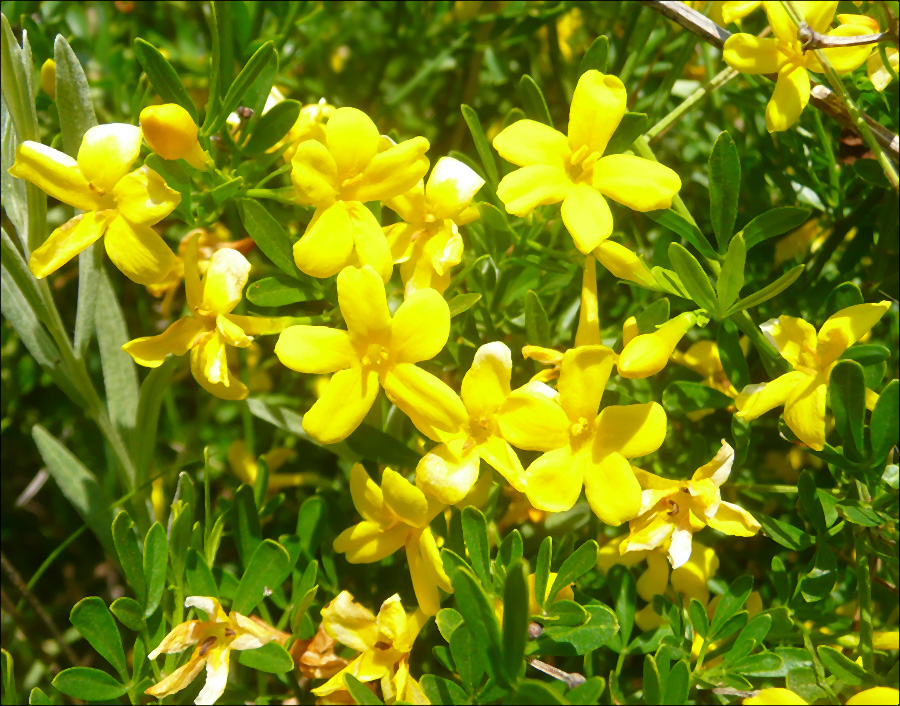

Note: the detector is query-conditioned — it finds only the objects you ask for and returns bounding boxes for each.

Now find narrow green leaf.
[605,112,649,155]
[448,292,482,318]
[817,646,868,685]
[70,598,127,679]
[502,559,528,684]
[52,668,126,702]
[461,104,498,186]
[110,597,144,631]
[533,537,552,612]
[731,652,784,675]
[232,539,291,615]
[142,523,168,617]
[461,507,490,586]
[112,511,145,601]
[840,344,890,367]
[643,655,661,706]
[726,265,804,316]
[634,297,670,335]
[512,680,567,704]
[450,624,484,693]
[708,131,741,251]
[243,99,301,154]
[829,360,866,460]
[646,209,717,259]
[420,674,469,705]
[238,642,294,673]
[689,598,709,639]
[234,485,262,569]
[53,35,98,156]
[296,496,327,561]
[525,290,550,346]
[871,379,899,463]
[726,613,772,664]
[73,244,101,361]
[534,604,618,656]
[664,659,690,706]
[797,470,827,535]
[716,234,746,310]
[245,275,314,307]
[344,673,385,704]
[1,648,14,706]
[387,32,469,107]
[204,41,276,136]
[668,242,720,315]
[133,38,197,121]
[651,266,690,299]
[548,541,598,603]
[717,318,750,391]
[544,600,588,626]
[710,575,753,639]
[185,548,218,598]
[579,35,608,74]
[28,687,50,705]
[798,545,837,602]
[518,75,553,127]
[740,207,811,249]
[607,565,635,647]
[452,567,507,688]
[238,198,301,278]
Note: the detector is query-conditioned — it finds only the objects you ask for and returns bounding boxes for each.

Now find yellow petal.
[347,202,394,282]
[223,313,291,336]
[720,1,763,25]
[104,215,177,285]
[275,325,357,373]
[560,182,613,254]
[185,596,228,622]
[183,231,202,312]
[112,166,181,225]
[479,436,526,492]
[77,123,142,194]
[197,647,229,703]
[461,342,512,418]
[416,439,480,505]
[496,164,571,216]
[593,240,656,288]
[407,534,442,616]
[321,591,379,652]
[216,314,251,348]
[846,688,900,706]
[492,119,571,169]
[426,156,486,220]
[525,446,584,512]
[763,1,800,44]
[199,249,251,316]
[290,139,340,207]
[350,463,393,524]
[382,363,468,441]
[594,402,667,459]
[799,0,837,34]
[293,203,356,279]
[417,528,453,594]
[303,366,380,444]
[28,210,114,279]
[148,620,203,659]
[708,501,761,536]
[558,345,616,422]
[735,370,810,420]
[760,315,817,368]
[334,521,409,564]
[190,332,248,400]
[593,154,681,212]
[619,313,695,379]
[382,468,431,527]
[390,287,450,363]
[144,650,206,698]
[385,180,426,224]
[348,136,431,203]
[325,107,380,180]
[691,440,736,487]
[820,24,875,73]
[9,141,101,210]
[766,64,810,133]
[783,374,826,450]
[816,301,890,368]
[338,265,392,345]
[743,687,808,705]
[375,594,409,647]
[498,381,570,452]
[123,316,207,367]
[567,70,626,156]
[722,34,786,74]
[625,511,674,553]
[671,542,717,602]
[584,451,642,525]
[867,48,899,92]
[635,551,670,603]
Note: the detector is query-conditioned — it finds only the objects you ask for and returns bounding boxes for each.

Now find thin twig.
[527,657,587,689]
[798,23,888,50]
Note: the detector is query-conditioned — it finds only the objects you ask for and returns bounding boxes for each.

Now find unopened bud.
[139,103,208,169]
[594,240,656,289]
[40,59,56,98]
[618,312,696,379]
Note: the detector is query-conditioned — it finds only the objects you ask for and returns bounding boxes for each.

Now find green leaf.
[511,680,567,705]
[664,659,690,706]
[243,99,301,154]
[1,648,14,706]
[185,548,218,598]
[725,613,772,664]
[853,158,892,188]
[643,655,661,706]
[726,265,804,316]
[112,511,146,602]
[757,515,813,551]
[499,529,524,569]
[797,470,827,535]
[668,242,719,315]
[525,290,551,347]
[420,674,469,705]
[817,645,868,685]
[296,496,327,561]
[448,292,482,318]
[567,677,606,705]
[716,234,745,310]
[345,423,421,468]
[708,131,741,251]
[578,35,608,74]
[234,485,262,569]
[518,74,553,127]
[731,651,784,675]
[651,266,690,299]
[28,687,50,705]
[606,112,649,154]
[840,344,890,367]
[689,598,709,639]
[343,673,385,704]
[461,104,499,186]
[646,209,717,259]
[608,565,636,647]
[740,207,811,250]
[205,41,276,136]
[502,559,528,684]
[710,575,753,639]
[534,603,618,656]
[829,360,867,460]
[798,545,837,602]
[208,177,243,205]
[549,541,598,603]
[822,281,863,319]
[133,38,197,121]
[544,600,588,626]
[142,523,168,617]
[232,539,291,615]
[53,35,97,157]
[663,381,734,414]
[635,297,670,335]
[109,597,144,631]
[238,198,301,279]
[436,608,464,642]
[52,668,126,702]
[134,357,177,481]
[238,642,294,673]
[452,567,507,688]
[450,624,484,693]
[462,507,491,586]
[533,536,552,611]
[871,379,898,463]
[245,276,314,307]
[70,598,127,679]
[33,425,114,554]
[717,319,750,392]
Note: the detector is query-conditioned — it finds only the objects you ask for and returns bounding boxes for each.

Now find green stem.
[731,309,792,377]
[646,66,738,142]
[732,484,799,493]
[854,530,875,672]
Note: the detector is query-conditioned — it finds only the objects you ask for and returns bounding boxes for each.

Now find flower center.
[797,341,821,373]
[569,416,592,444]
[567,145,601,184]
[361,342,390,370]
[466,415,494,445]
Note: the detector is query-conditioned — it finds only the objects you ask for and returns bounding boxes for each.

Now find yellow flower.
[735,301,891,450]
[290,107,429,280]
[556,8,584,62]
[282,99,335,161]
[618,312,697,379]
[492,70,681,254]
[743,688,808,705]
[522,345,564,383]
[9,124,179,284]
[415,342,525,504]
[624,440,760,568]
[313,592,430,704]
[140,103,209,169]
[722,2,874,132]
[499,346,667,525]
[145,596,288,705]
[673,339,743,398]
[688,1,762,26]
[846,687,900,705]
[385,156,485,296]
[333,465,450,616]
[122,233,289,400]
[40,59,55,98]
[867,48,899,92]
[227,439,312,490]
[275,264,465,444]
[774,218,828,265]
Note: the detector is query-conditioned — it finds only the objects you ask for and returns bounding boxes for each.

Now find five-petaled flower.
[145,596,288,705]
[722,2,874,132]
[735,301,891,450]
[290,106,429,280]
[334,465,451,616]
[9,124,180,284]
[123,232,289,400]
[492,70,681,255]
[275,264,464,444]
[385,156,485,296]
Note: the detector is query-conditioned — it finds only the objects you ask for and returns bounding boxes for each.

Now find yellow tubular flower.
[499,346,667,525]
[333,466,450,616]
[593,239,657,289]
[735,301,891,450]
[290,107,430,281]
[227,439,300,488]
[722,2,874,132]
[618,312,697,379]
[492,70,680,255]
[140,103,209,169]
[743,688,808,705]
[673,340,740,397]
[846,688,900,705]
[313,592,429,703]
[575,256,602,347]
[385,156,485,296]
[40,59,56,98]
[9,124,179,284]
[145,596,288,705]
[415,342,525,504]
[123,233,289,400]
[275,264,465,444]
[623,440,760,568]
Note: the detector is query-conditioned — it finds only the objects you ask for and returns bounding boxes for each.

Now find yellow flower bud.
[40,59,55,98]
[594,240,656,288]
[618,312,696,379]
[139,103,208,169]
[622,315,638,346]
